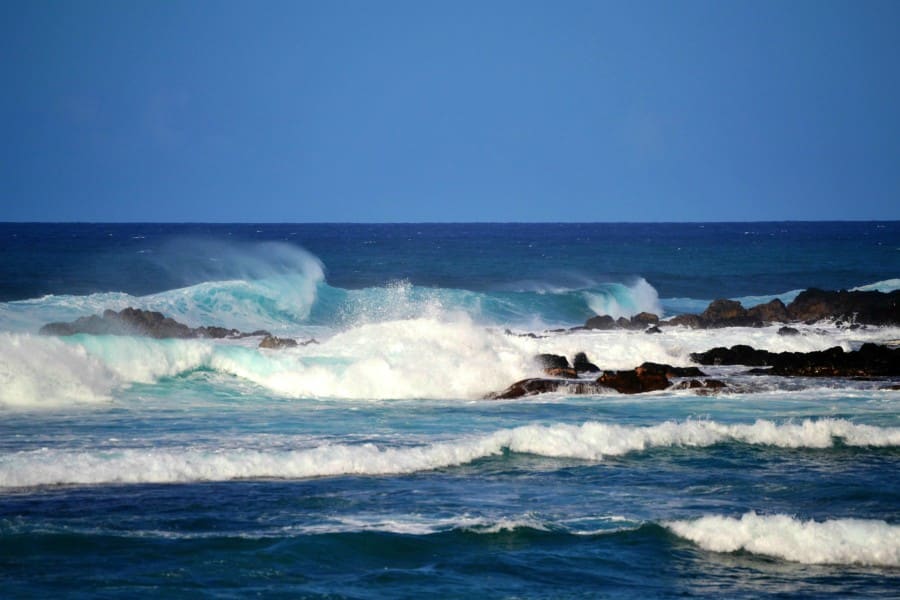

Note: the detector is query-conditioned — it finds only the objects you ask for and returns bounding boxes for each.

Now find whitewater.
[1,222,899,598]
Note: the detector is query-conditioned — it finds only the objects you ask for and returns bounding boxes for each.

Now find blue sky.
[2,0,899,222]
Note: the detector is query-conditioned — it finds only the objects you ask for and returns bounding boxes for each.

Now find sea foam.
[666,512,900,566]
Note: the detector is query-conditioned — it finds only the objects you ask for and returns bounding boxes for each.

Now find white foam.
[0,333,116,407]
[666,512,900,566]
[2,419,896,487]
[852,278,900,293]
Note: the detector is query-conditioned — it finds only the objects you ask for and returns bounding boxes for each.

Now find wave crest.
[666,512,900,566]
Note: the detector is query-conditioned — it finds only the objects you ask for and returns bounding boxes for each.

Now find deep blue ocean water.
[1,222,899,598]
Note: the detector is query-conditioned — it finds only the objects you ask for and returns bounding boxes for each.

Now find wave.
[0,333,116,407]
[666,512,900,566]
[2,419,897,487]
[6,315,898,407]
[852,278,900,293]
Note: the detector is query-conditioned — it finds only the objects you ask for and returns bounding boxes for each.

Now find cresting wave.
[666,512,900,566]
[1,419,898,488]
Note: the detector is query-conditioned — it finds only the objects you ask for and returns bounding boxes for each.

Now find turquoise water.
[1,222,899,597]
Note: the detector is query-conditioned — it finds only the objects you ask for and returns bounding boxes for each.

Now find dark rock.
[300,338,320,346]
[702,299,747,322]
[259,335,298,349]
[645,325,662,334]
[747,299,790,323]
[573,352,600,373]
[671,378,727,391]
[778,326,801,336]
[786,288,900,325]
[666,314,705,328]
[40,307,270,340]
[636,362,705,378]
[545,367,578,378]
[484,378,604,400]
[691,343,900,377]
[690,345,771,366]
[616,317,633,329]
[597,369,670,394]
[535,353,570,370]
[631,312,660,327]
[585,315,616,330]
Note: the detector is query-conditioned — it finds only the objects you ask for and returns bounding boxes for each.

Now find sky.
[2,0,899,222]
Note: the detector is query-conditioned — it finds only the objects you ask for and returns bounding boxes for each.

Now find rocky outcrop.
[259,335,298,349]
[584,313,662,331]
[40,307,275,341]
[786,289,900,325]
[665,289,899,329]
[484,378,605,400]
[584,315,616,330]
[748,299,790,323]
[535,354,570,370]
[690,343,900,377]
[573,352,600,373]
[597,368,670,394]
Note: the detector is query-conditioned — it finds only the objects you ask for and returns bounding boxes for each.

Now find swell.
[2,419,897,488]
[4,510,898,568]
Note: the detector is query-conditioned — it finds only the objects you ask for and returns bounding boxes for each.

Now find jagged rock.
[597,369,670,394]
[484,378,604,400]
[636,362,705,378]
[690,344,771,366]
[702,299,747,322]
[786,288,900,325]
[671,379,727,391]
[573,352,600,373]
[584,315,616,330]
[748,299,790,323]
[631,312,660,327]
[40,307,270,340]
[777,326,801,336]
[535,353,570,370]
[645,325,662,334]
[666,314,705,328]
[691,343,900,377]
[259,335,298,349]
[545,367,578,378]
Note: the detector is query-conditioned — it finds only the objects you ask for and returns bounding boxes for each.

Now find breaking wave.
[666,512,900,566]
[2,419,897,487]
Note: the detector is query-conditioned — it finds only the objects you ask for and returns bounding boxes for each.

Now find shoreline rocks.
[690,343,900,377]
[39,307,315,349]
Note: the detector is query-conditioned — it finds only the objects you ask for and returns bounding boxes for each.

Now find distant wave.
[666,512,900,566]
[2,419,897,487]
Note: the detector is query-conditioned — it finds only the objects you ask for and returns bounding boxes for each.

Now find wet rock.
[671,379,727,391]
[484,378,604,400]
[597,369,670,394]
[535,353,570,370]
[747,299,790,323]
[777,326,801,336]
[645,325,662,334]
[786,288,900,325]
[584,315,616,330]
[636,362,705,378]
[259,335,299,349]
[691,343,900,377]
[572,352,600,373]
[631,312,660,327]
[40,307,271,340]
[666,314,705,328]
[545,367,578,378]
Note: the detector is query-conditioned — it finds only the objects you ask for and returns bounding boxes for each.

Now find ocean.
[1,221,899,598]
